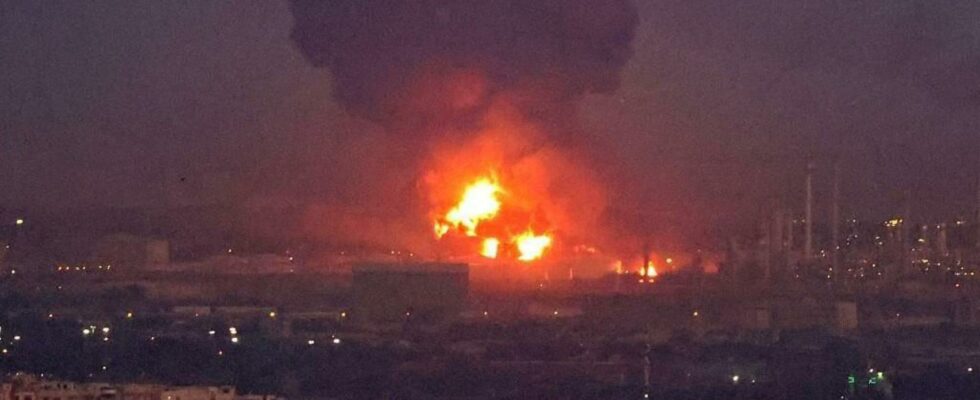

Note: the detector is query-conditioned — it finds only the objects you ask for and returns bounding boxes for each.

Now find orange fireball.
[435,178,502,237]
[481,238,500,259]
[513,229,552,261]
[433,175,553,262]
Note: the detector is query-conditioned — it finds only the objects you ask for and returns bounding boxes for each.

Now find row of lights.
[55,264,112,272]
[730,374,757,384]
[37,309,350,348]
[307,337,342,346]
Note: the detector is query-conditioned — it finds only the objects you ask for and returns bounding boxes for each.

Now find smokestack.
[728,237,741,291]
[786,215,794,252]
[901,188,912,276]
[831,161,841,279]
[767,204,784,284]
[762,217,771,284]
[937,224,949,257]
[772,206,785,254]
[804,162,814,260]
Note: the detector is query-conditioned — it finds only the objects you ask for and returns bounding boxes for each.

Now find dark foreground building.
[351,262,469,324]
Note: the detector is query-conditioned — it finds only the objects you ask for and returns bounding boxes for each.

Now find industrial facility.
[351,262,469,325]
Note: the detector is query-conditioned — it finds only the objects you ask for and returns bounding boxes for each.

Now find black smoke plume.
[289,0,638,136]
[289,0,639,260]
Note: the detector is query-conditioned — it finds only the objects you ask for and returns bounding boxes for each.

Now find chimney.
[767,204,784,284]
[901,188,913,276]
[728,237,741,290]
[937,224,949,257]
[831,161,841,279]
[804,162,815,260]
[786,215,794,252]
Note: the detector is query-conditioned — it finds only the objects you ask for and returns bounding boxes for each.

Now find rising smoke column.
[290,0,638,259]
[289,0,637,136]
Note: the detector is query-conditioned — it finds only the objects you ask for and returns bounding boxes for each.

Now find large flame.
[435,178,502,237]
[640,260,657,278]
[433,175,553,262]
[424,101,608,264]
[513,230,552,261]
[481,237,500,259]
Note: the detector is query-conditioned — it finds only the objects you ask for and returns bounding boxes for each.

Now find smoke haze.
[289,0,640,256]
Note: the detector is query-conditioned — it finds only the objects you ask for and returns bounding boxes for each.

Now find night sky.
[2,1,979,241]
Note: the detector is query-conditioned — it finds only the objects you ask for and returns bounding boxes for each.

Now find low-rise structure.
[0,375,279,400]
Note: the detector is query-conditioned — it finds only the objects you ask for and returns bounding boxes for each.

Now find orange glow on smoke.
[513,230,552,261]
[612,260,624,274]
[424,99,608,264]
[481,238,500,259]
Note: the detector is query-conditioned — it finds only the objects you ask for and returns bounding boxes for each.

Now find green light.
[847,375,856,384]
[869,377,878,385]
[876,372,884,380]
